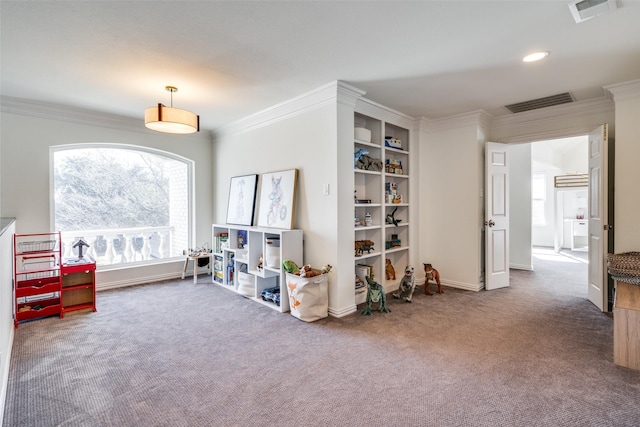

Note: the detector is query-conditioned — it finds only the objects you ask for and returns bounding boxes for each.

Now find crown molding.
[336,81,367,108]
[217,80,366,138]
[355,97,415,129]
[414,117,432,133]
[604,79,640,102]
[0,95,210,141]
[1,95,139,129]
[423,110,493,133]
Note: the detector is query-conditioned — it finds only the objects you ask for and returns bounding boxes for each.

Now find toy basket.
[237,272,254,296]
[18,239,57,253]
[285,271,329,322]
[607,252,640,285]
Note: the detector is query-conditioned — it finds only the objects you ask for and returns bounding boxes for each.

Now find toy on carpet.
[423,263,443,295]
[393,265,416,302]
[361,276,391,315]
[385,258,396,280]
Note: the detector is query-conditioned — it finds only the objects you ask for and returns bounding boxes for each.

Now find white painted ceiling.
[2,1,640,132]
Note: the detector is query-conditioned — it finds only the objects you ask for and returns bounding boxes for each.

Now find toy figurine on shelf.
[386,207,401,226]
[385,258,396,280]
[423,263,443,295]
[354,240,375,257]
[393,265,416,302]
[73,239,90,258]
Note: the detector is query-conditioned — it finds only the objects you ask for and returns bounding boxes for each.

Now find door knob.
[484,219,495,228]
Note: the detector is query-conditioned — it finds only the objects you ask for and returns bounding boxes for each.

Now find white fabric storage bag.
[285,272,328,322]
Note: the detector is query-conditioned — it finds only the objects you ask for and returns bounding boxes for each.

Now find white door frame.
[507,127,611,311]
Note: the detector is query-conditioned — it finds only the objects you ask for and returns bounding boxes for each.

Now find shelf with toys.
[212,224,302,313]
[353,110,412,306]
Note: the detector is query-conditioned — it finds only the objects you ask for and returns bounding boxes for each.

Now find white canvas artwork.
[226,174,258,226]
[257,169,298,229]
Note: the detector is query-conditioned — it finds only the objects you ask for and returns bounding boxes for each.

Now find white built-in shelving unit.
[353,111,412,305]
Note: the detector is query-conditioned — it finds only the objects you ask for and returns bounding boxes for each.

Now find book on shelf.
[214,271,223,283]
[215,233,229,253]
[355,199,372,204]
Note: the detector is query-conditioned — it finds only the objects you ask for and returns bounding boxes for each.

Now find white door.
[485,142,510,290]
[588,124,609,311]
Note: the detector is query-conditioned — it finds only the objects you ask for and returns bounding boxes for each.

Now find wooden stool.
[182,253,212,284]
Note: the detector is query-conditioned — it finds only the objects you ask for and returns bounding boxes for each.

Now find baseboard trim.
[329,304,357,318]
[0,326,15,427]
[96,272,184,291]
[441,279,483,292]
[510,263,533,271]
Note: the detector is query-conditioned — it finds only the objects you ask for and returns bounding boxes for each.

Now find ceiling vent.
[568,0,617,23]
[505,92,575,114]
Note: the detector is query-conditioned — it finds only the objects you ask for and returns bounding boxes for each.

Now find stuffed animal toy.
[385,258,396,280]
[299,264,317,277]
[423,263,443,295]
[393,265,416,302]
[282,259,300,275]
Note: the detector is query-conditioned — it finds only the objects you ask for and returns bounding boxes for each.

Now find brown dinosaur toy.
[355,240,375,257]
[385,258,396,280]
[423,263,443,295]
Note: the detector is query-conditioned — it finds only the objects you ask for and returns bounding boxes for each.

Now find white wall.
[0,100,213,287]
[0,219,15,426]
[509,143,532,270]
[212,96,344,309]
[607,81,640,252]
[421,114,485,291]
[530,137,588,248]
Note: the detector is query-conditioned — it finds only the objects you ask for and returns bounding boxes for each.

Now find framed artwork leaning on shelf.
[257,169,298,229]
[226,174,259,226]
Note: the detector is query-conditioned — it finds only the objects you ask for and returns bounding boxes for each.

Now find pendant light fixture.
[145,86,199,134]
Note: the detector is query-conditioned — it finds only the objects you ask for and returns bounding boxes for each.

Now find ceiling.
[2,1,640,132]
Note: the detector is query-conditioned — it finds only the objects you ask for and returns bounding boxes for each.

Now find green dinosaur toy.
[282,259,300,275]
[361,276,391,315]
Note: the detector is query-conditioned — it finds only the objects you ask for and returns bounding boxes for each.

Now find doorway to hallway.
[529,136,591,302]
[529,246,588,299]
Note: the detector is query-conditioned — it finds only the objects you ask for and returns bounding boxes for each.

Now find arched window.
[52,143,193,267]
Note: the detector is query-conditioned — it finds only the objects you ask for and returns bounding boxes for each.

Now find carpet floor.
[4,249,640,426]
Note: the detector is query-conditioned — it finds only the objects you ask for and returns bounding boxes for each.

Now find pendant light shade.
[145,86,199,134]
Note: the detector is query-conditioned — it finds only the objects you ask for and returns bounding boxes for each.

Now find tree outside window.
[52,144,192,266]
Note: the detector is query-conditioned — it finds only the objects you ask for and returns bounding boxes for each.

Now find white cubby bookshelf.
[212,224,303,313]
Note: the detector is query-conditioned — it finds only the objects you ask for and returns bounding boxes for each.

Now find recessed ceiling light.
[523,51,550,63]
